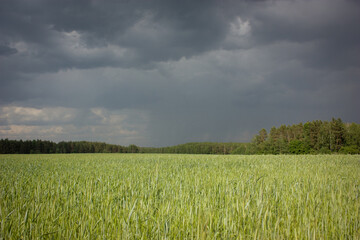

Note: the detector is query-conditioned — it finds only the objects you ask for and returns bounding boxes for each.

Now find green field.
[0,154,359,239]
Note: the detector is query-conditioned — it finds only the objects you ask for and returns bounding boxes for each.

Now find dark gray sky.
[1,0,359,146]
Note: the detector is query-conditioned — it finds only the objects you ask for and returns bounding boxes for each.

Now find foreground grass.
[0,154,359,239]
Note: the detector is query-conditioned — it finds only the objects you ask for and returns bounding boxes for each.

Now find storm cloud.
[0,0,359,146]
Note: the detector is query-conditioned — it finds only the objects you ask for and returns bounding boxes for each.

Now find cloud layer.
[1,0,359,146]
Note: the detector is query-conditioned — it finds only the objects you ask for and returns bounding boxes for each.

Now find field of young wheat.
[0,154,359,239]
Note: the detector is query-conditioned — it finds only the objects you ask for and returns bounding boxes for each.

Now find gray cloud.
[0,0,359,146]
[0,45,18,56]
[0,0,234,73]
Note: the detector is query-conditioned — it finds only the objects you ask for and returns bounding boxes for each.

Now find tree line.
[0,118,359,154]
[250,118,360,154]
[141,142,250,155]
[0,139,248,155]
[0,140,140,154]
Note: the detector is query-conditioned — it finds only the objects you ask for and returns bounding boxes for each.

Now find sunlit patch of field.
[0,154,359,239]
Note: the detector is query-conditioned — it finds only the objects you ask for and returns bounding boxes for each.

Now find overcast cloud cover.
[0,0,359,146]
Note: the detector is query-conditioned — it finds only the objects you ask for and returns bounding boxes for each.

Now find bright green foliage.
[339,145,360,154]
[0,154,359,239]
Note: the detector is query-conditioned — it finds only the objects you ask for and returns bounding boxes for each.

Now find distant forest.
[1,118,359,154]
[250,118,360,154]
[0,140,140,154]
